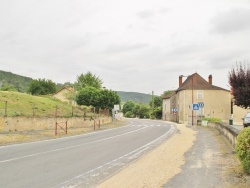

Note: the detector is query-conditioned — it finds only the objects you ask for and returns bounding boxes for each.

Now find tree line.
[122,96,163,119]
[14,71,120,112]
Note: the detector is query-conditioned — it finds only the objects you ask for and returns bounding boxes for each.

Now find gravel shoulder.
[97,123,196,188]
[97,124,250,188]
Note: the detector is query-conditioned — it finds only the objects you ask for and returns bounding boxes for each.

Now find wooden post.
[66,121,68,134]
[55,122,57,135]
[5,101,7,116]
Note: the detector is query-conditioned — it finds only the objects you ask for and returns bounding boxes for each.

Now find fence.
[55,121,68,135]
[0,99,110,119]
[0,101,7,116]
[0,116,112,133]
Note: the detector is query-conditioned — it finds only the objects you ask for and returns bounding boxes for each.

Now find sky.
[0,0,250,95]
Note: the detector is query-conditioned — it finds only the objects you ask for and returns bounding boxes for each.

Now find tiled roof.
[162,91,176,99]
[54,86,74,94]
[176,73,228,92]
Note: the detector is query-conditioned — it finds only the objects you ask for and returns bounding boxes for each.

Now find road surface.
[0,119,176,188]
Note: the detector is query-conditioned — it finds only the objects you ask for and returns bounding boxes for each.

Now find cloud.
[136,10,156,19]
[211,8,250,34]
[104,43,149,54]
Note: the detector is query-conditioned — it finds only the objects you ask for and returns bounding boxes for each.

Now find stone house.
[162,73,232,124]
[53,86,76,105]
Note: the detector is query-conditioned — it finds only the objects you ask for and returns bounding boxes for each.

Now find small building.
[53,86,76,105]
[162,73,231,124]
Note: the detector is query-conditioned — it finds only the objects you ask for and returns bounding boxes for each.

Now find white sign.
[114,105,120,111]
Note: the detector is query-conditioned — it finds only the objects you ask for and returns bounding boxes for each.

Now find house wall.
[53,88,76,105]
[233,105,249,124]
[53,88,69,102]
[177,89,231,124]
[162,99,171,121]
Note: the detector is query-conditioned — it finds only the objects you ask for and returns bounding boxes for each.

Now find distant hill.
[116,91,153,104]
[0,70,154,105]
[0,70,33,92]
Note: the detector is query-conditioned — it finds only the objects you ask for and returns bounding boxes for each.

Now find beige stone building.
[162,73,232,124]
[53,86,76,105]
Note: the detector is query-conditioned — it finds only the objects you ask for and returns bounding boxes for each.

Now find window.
[197,90,203,99]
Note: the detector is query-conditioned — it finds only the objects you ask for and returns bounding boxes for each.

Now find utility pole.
[192,76,194,126]
[152,91,154,118]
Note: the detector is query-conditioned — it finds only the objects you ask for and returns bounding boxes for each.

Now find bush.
[202,117,221,122]
[235,127,250,174]
[124,111,134,118]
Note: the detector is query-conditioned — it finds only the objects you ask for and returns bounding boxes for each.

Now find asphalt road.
[0,119,176,188]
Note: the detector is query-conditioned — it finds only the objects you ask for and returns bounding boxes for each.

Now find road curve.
[0,119,176,188]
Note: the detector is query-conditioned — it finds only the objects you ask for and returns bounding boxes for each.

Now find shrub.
[202,117,221,122]
[235,127,250,174]
[124,111,134,118]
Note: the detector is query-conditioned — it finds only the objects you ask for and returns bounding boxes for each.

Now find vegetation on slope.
[0,91,91,117]
[0,70,33,92]
[116,91,153,104]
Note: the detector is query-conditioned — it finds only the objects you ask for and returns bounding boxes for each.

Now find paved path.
[163,125,248,188]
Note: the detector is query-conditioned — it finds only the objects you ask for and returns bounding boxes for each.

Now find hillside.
[0,91,91,117]
[0,70,33,92]
[0,70,154,105]
[116,91,153,104]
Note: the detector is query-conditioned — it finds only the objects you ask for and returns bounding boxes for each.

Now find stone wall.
[0,116,111,132]
[207,122,240,148]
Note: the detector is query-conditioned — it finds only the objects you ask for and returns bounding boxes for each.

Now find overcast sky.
[1,0,250,95]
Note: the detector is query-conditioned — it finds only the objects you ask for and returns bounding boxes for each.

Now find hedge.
[235,127,250,174]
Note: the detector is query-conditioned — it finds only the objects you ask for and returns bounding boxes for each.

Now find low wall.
[207,122,240,148]
[0,116,111,132]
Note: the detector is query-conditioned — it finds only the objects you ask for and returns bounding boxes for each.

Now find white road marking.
[55,124,176,188]
[0,126,146,163]
[0,122,134,149]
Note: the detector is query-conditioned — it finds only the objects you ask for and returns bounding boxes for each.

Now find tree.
[76,71,103,90]
[137,104,150,118]
[0,83,17,91]
[28,79,57,95]
[162,90,175,97]
[122,100,136,114]
[76,87,120,111]
[229,62,250,108]
[76,86,101,107]
[99,89,120,110]
[150,96,162,108]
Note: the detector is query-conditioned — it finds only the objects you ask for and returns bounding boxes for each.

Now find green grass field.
[0,91,92,117]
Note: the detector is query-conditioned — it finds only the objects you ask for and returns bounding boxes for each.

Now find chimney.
[179,75,183,86]
[208,75,212,85]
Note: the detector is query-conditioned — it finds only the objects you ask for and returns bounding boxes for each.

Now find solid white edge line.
[0,121,133,149]
[55,124,176,187]
[0,126,146,163]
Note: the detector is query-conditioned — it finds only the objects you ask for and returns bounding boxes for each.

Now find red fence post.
[66,121,67,134]
[55,122,57,135]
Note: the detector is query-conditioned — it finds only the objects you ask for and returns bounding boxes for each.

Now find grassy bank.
[0,91,96,117]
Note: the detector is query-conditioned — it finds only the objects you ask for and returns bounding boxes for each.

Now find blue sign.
[172,108,178,112]
[192,103,199,110]
[198,102,204,108]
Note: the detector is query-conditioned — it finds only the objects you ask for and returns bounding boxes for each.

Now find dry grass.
[0,119,128,146]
